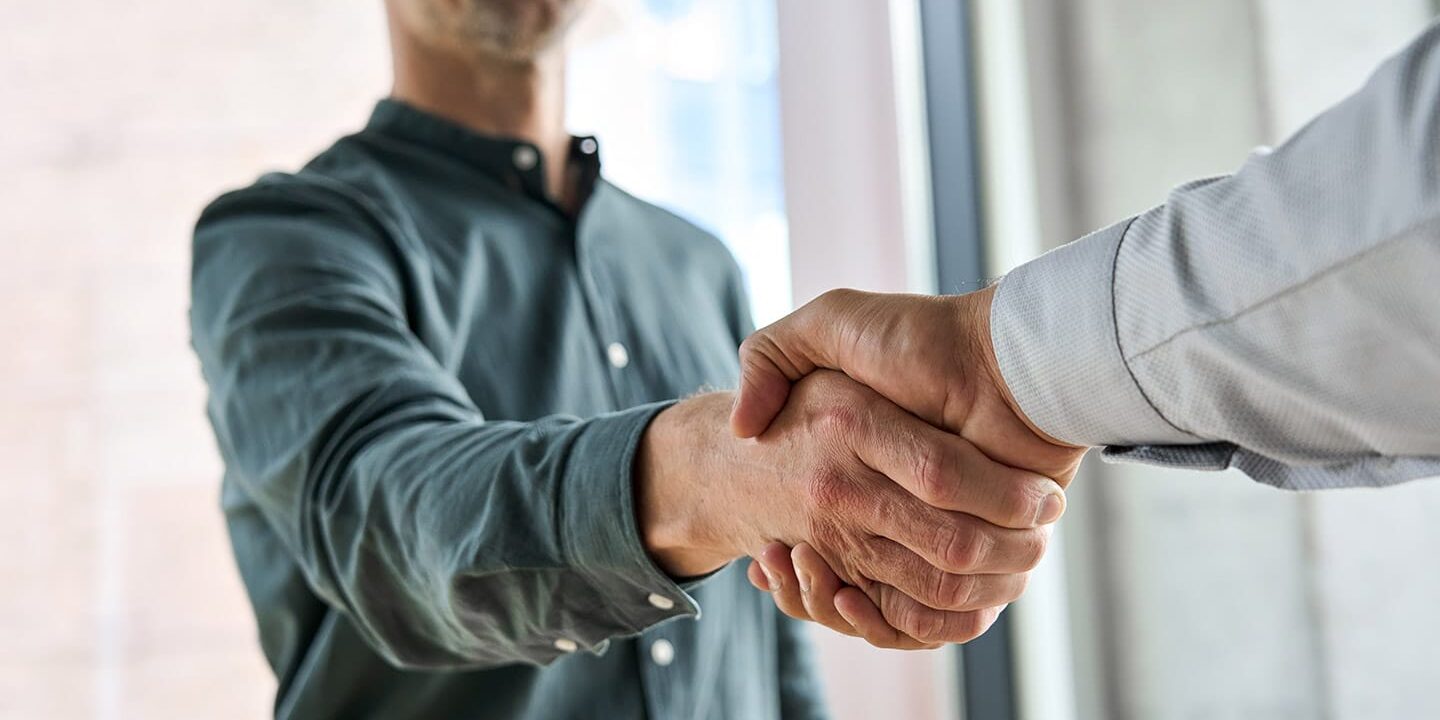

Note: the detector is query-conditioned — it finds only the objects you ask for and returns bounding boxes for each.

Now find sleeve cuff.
[989,217,1199,447]
[559,401,702,650]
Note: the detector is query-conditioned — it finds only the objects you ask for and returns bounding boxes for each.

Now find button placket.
[607,341,630,369]
[573,208,638,409]
[649,638,675,667]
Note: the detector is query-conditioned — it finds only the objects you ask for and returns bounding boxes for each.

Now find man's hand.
[636,371,1064,646]
[744,540,1007,650]
[732,285,1086,483]
[728,287,1089,643]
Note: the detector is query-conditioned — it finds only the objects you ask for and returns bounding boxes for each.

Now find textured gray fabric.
[990,219,1201,447]
[991,22,1440,490]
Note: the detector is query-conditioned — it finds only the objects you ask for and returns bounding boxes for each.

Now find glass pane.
[567,0,792,327]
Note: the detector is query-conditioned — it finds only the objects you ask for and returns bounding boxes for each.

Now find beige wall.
[2,3,388,717]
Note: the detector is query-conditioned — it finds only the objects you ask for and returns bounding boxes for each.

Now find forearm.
[223,381,693,668]
[636,392,743,578]
[637,391,812,579]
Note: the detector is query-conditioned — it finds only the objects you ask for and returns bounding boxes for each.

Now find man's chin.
[466,32,562,63]
[459,0,579,62]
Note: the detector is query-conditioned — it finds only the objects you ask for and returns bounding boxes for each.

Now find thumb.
[730,328,811,438]
[730,291,859,437]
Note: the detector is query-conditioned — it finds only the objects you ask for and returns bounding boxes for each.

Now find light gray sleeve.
[989,21,1440,491]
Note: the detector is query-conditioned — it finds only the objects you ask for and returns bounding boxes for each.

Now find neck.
[388,22,572,205]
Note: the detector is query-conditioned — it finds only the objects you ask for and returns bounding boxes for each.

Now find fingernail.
[796,566,812,595]
[1036,491,1066,525]
[759,562,781,592]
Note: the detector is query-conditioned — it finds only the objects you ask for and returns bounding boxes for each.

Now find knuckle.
[815,401,861,438]
[737,333,764,362]
[899,603,947,644]
[813,289,842,311]
[1018,529,1050,571]
[805,470,853,512]
[934,571,976,611]
[936,521,985,573]
[817,288,860,310]
[914,442,953,507]
[953,612,989,644]
[1001,481,1046,529]
[740,331,786,372]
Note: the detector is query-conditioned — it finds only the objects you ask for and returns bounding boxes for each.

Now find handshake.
[636,285,1088,649]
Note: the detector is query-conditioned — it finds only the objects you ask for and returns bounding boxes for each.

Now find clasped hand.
[727,286,1088,649]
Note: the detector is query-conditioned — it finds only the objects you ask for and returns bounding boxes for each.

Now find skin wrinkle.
[829,411,915,590]
[935,557,968,609]
[912,430,945,508]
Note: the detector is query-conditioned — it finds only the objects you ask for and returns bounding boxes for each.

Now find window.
[567,0,792,327]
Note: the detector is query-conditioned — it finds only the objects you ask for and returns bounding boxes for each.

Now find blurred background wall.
[1,4,390,717]
[1019,0,1440,718]
[4,1,1440,719]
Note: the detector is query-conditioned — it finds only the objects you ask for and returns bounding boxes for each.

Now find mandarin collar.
[366,98,601,209]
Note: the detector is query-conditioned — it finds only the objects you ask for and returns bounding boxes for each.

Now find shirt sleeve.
[988,21,1440,490]
[190,180,695,670]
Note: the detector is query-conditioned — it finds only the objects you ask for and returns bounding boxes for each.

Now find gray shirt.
[990,21,1440,490]
[190,100,825,720]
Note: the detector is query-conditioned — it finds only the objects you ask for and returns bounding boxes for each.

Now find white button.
[579,137,598,155]
[553,638,578,653]
[1253,145,1275,156]
[650,639,675,667]
[513,145,539,171]
[647,593,675,611]
[607,342,630,369]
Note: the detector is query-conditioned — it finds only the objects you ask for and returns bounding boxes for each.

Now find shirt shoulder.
[198,134,396,232]
[591,179,745,281]
[589,181,755,338]
[191,140,423,313]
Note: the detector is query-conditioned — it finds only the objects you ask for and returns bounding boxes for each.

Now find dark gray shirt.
[190,99,825,720]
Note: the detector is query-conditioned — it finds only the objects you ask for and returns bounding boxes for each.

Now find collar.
[365,98,602,210]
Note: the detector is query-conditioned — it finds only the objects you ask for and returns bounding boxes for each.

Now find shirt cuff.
[558,401,701,652]
[989,217,1199,447]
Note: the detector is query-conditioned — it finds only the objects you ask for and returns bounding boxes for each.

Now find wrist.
[635,393,742,578]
